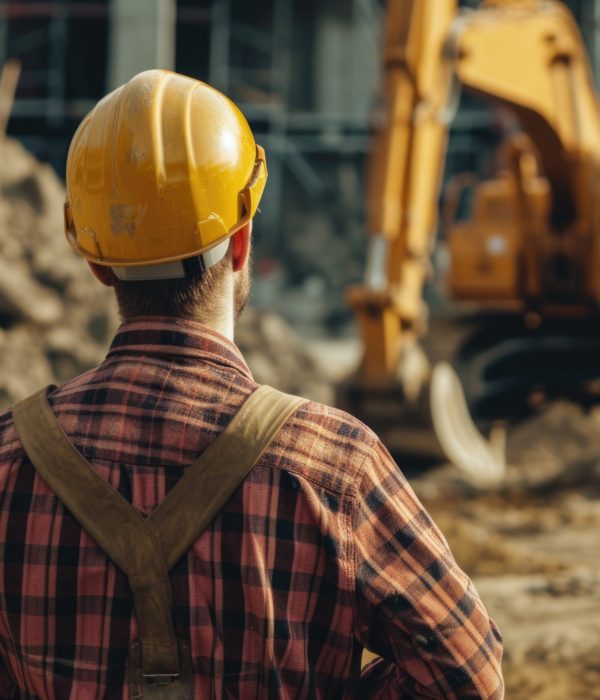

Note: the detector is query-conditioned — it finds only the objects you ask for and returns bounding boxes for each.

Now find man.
[0,70,503,698]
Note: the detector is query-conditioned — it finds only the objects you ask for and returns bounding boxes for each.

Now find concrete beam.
[108,0,176,91]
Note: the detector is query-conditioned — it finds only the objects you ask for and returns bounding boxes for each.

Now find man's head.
[64,69,267,327]
[88,221,252,325]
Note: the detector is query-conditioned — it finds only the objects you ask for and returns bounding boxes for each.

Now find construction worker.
[0,70,503,699]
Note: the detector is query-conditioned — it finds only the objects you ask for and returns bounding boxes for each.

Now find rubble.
[0,138,119,408]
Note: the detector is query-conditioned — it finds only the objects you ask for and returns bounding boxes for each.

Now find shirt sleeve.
[353,438,504,699]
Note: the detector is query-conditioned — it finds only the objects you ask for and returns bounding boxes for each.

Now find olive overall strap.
[148,386,306,569]
[12,385,305,683]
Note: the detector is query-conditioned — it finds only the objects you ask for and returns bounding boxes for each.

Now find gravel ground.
[409,404,600,700]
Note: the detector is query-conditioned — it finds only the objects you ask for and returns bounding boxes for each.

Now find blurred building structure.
[1,0,600,328]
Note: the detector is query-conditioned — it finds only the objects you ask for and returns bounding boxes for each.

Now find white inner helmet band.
[111,239,230,281]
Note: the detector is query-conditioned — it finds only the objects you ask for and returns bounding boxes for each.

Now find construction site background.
[2,1,600,698]
[3,0,597,338]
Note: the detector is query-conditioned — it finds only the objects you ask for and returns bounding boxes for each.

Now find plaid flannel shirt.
[0,317,503,699]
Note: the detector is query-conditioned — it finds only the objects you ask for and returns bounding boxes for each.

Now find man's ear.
[231,220,252,272]
[88,261,117,287]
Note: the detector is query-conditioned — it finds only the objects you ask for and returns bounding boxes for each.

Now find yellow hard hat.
[64,69,267,280]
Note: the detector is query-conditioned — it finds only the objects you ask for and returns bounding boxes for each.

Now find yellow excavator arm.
[347,0,600,481]
[352,0,600,384]
[349,0,458,384]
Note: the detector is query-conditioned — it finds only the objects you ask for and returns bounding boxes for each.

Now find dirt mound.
[505,401,600,492]
[0,138,119,408]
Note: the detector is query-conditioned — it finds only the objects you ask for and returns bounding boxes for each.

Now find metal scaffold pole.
[108,0,176,91]
[47,5,68,130]
[262,0,293,247]
[209,0,230,93]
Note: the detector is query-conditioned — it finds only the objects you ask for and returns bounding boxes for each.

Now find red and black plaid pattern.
[0,317,503,699]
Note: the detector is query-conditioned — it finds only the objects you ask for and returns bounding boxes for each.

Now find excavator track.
[451,316,600,424]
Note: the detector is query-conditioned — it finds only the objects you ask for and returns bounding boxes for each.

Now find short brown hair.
[113,252,231,320]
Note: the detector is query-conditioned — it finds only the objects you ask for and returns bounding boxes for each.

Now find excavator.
[342,0,600,483]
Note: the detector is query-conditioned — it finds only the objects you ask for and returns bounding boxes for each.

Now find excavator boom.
[350,0,457,382]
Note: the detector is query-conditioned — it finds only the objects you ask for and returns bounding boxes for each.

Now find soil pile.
[0,137,118,408]
[506,400,600,489]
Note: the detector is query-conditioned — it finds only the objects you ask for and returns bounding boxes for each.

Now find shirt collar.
[106,316,254,380]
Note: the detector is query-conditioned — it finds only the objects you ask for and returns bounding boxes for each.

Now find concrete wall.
[313,0,380,120]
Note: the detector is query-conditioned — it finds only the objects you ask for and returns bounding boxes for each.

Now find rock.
[0,259,63,325]
[0,138,118,409]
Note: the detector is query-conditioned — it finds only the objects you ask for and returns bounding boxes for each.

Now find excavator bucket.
[337,360,506,486]
[429,362,506,484]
